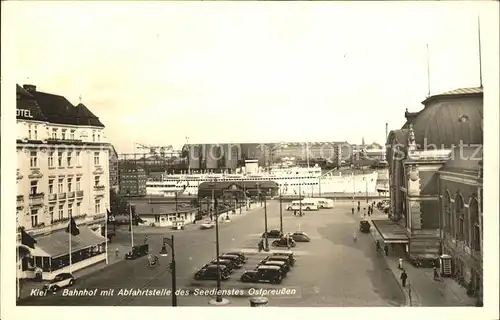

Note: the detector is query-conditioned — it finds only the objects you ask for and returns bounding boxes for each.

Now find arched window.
[469,197,480,253]
[444,190,452,233]
[455,194,465,241]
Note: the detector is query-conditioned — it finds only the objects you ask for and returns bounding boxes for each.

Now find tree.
[110,189,129,215]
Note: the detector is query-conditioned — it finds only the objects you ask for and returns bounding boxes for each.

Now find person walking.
[433,267,440,281]
[398,257,404,270]
[375,240,381,252]
[400,269,408,287]
[383,244,389,256]
[351,207,355,215]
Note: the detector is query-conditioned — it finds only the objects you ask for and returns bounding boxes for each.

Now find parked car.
[262,230,283,238]
[359,220,371,233]
[241,266,283,284]
[257,260,290,274]
[290,232,311,242]
[261,255,293,268]
[272,252,296,266]
[272,237,296,247]
[218,255,244,268]
[224,251,247,264]
[210,259,236,271]
[42,273,75,292]
[125,244,149,260]
[194,265,230,280]
[200,221,215,229]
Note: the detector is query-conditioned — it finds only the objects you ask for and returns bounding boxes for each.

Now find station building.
[16,84,110,280]
[378,87,483,305]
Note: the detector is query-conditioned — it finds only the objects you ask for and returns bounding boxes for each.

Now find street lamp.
[208,178,223,303]
[159,235,177,307]
[298,179,303,217]
[257,183,270,251]
[279,185,283,234]
[351,165,356,204]
[127,190,134,247]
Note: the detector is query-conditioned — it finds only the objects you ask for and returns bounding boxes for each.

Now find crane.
[134,143,177,158]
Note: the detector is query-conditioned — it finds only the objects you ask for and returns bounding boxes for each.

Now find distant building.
[118,161,147,197]
[108,145,119,193]
[16,84,109,280]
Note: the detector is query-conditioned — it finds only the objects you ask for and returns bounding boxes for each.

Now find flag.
[20,228,36,249]
[65,217,80,236]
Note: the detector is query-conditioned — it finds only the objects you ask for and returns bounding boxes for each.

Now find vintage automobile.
[209,259,237,272]
[262,230,283,238]
[125,244,149,260]
[261,255,293,268]
[290,231,311,242]
[224,251,247,264]
[218,255,244,268]
[257,260,290,275]
[272,252,296,266]
[241,266,283,284]
[194,264,230,280]
[200,221,215,230]
[272,237,297,247]
[42,273,75,292]
[359,220,371,233]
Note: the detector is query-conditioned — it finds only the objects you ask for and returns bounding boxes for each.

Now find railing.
[67,191,75,198]
[73,214,87,220]
[29,219,69,236]
[58,192,66,199]
[17,195,24,207]
[93,185,106,191]
[28,193,44,206]
[76,190,84,197]
[48,193,57,201]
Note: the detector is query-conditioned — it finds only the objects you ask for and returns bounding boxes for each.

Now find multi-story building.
[108,145,119,193]
[118,161,147,197]
[16,84,110,280]
[383,87,483,305]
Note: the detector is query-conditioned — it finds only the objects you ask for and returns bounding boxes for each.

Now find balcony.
[58,192,66,200]
[73,214,87,220]
[67,191,75,198]
[48,193,57,202]
[93,185,106,195]
[28,193,44,206]
[17,195,24,208]
[76,190,84,198]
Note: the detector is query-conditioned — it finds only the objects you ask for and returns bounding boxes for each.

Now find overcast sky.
[9,1,491,153]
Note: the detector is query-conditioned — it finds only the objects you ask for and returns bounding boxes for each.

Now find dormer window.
[52,128,57,139]
[92,132,95,142]
[61,129,66,140]
[70,130,75,140]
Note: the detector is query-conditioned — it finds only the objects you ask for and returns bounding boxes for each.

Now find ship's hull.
[146,172,379,197]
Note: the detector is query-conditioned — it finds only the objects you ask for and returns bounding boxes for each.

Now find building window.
[76,202,81,216]
[455,195,465,241]
[30,180,38,195]
[30,208,38,227]
[49,206,54,222]
[59,204,64,220]
[92,132,96,142]
[52,128,57,139]
[76,177,81,191]
[30,151,38,168]
[444,191,451,233]
[48,179,54,194]
[28,125,32,139]
[58,178,64,193]
[58,151,63,167]
[94,176,100,187]
[48,151,54,167]
[61,130,66,140]
[470,198,480,252]
[94,152,100,165]
[76,151,81,166]
[95,199,101,214]
[68,178,73,192]
[67,151,72,166]
[97,134,100,141]
[68,203,73,218]
[34,126,38,140]
[70,130,75,140]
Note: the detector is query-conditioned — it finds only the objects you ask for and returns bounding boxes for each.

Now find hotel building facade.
[16,84,110,280]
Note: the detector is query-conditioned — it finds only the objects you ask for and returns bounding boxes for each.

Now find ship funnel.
[245,159,259,174]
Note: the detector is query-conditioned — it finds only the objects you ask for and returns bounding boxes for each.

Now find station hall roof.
[197,181,279,198]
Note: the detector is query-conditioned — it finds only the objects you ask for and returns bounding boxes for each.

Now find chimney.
[23,84,36,92]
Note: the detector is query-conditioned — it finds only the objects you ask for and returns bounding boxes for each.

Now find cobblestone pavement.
[18,200,405,307]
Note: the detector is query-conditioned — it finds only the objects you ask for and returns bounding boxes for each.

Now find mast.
[306,143,310,168]
[478,16,483,88]
[426,44,431,97]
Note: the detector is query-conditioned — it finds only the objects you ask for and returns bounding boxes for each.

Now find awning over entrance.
[371,218,409,244]
[34,227,107,258]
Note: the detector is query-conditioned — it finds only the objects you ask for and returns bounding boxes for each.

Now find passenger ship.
[146,160,379,197]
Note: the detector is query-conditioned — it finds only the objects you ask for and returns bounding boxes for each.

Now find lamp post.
[298,179,303,217]
[209,179,223,303]
[279,185,283,234]
[127,190,134,247]
[351,165,356,204]
[159,235,177,307]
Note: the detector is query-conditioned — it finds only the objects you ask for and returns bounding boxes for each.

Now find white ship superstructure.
[146,160,378,197]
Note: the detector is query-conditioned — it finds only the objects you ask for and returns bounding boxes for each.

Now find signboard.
[16,109,34,119]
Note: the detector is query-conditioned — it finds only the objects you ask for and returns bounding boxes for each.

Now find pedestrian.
[376,240,381,252]
[433,267,440,281]
[400,269,408,287]
[384,244,389,256]
[144,236,148,244]
[357,206,360,213]
[398,257,404,270]
[115,248,119,256]
[351,208,355,215]
[358,201,360,207]
[294,210,297,216]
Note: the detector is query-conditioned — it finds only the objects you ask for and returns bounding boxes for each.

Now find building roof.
[16,84,104,127]
[131,202,195,216]
[400,87,483,148]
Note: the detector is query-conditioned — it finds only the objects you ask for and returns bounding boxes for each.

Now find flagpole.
[105,208,109,264]
[16,227,20,299]
[69,212,72,273]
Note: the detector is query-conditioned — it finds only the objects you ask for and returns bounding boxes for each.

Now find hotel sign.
[17,109,34,118]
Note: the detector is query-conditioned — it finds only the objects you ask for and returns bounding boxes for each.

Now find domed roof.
[403,87,483,148]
